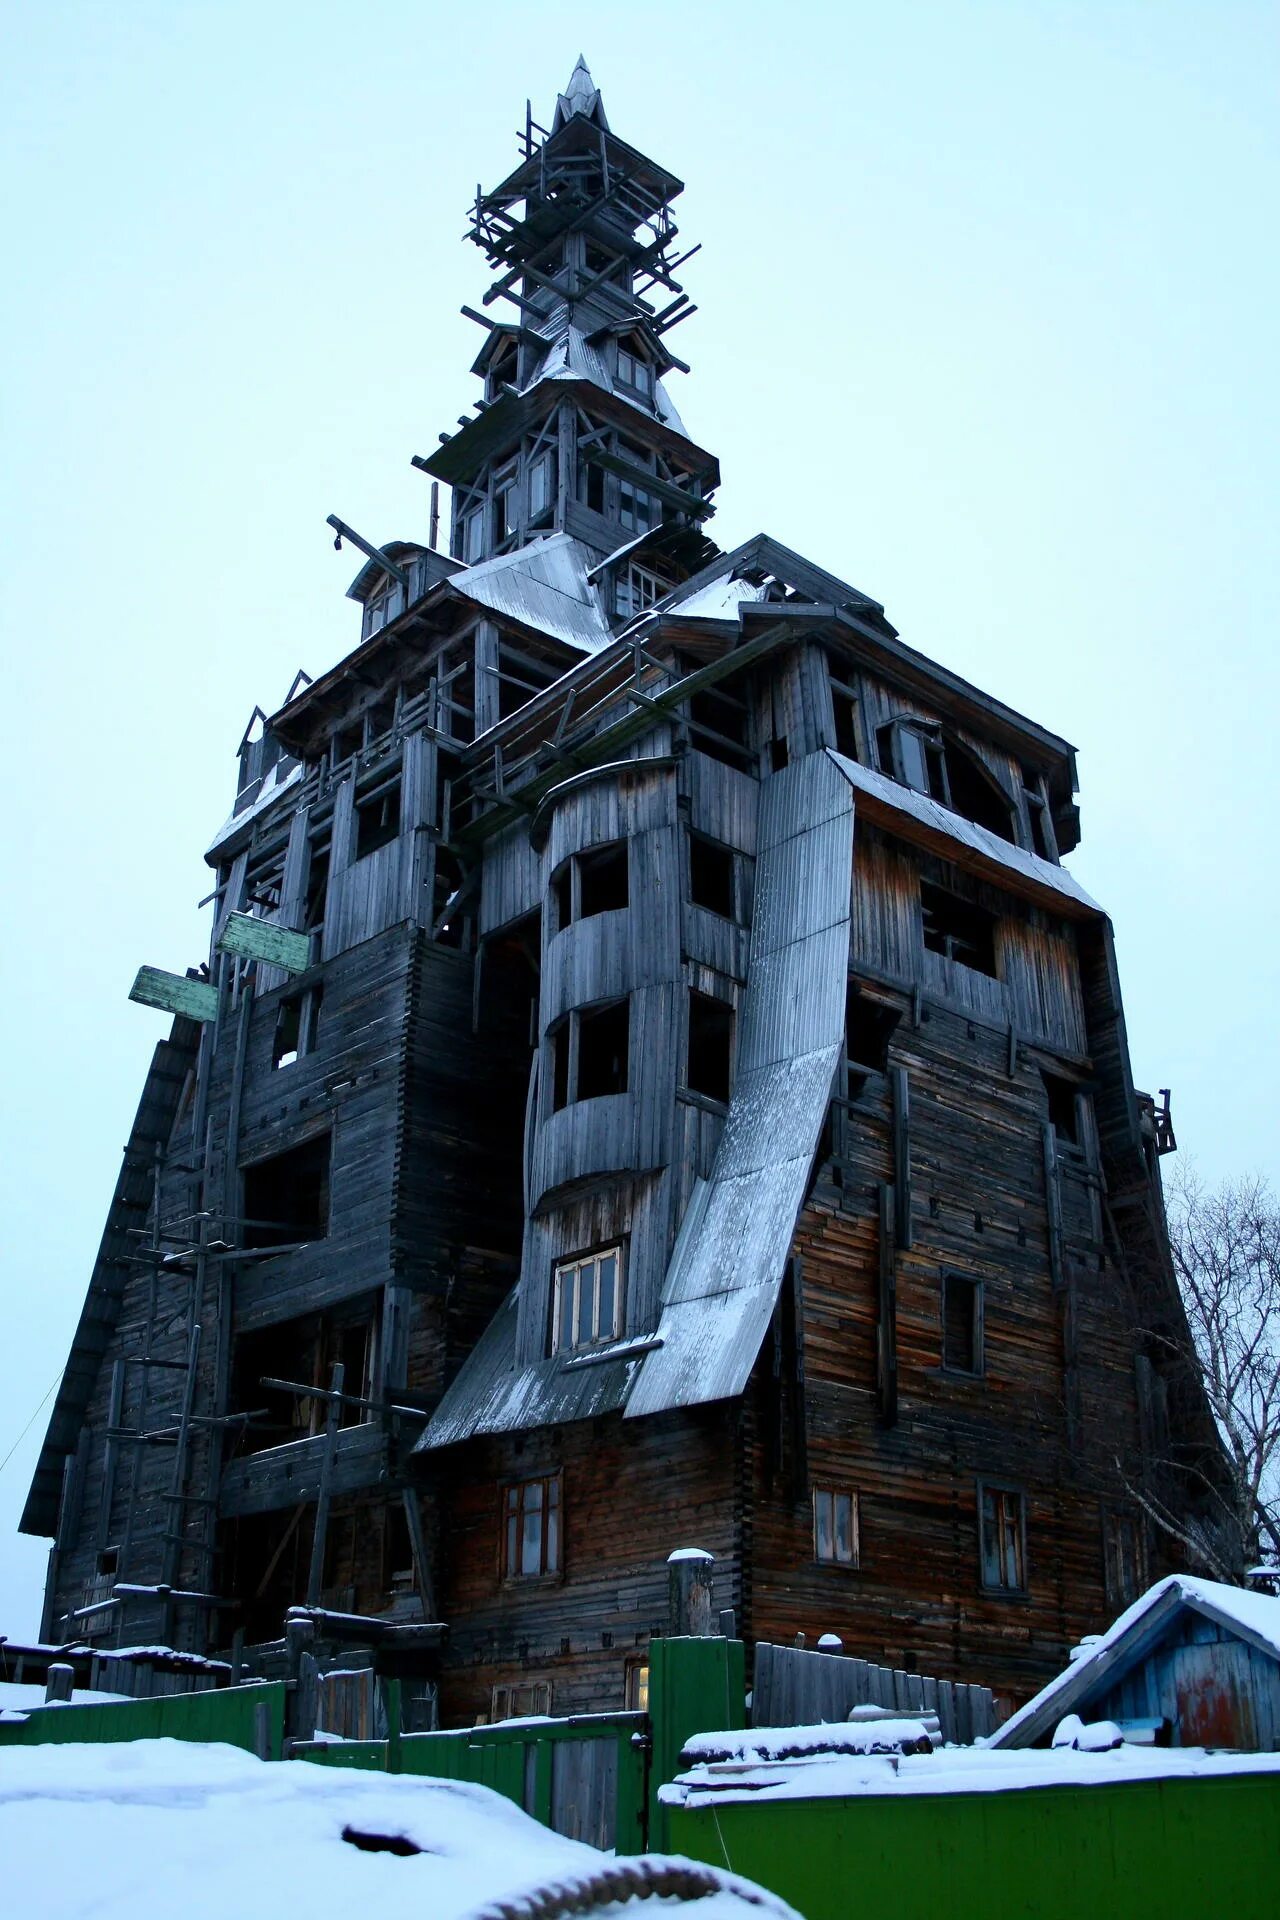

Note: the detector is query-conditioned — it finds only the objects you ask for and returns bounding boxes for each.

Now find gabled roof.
[991,1577,1280,1749]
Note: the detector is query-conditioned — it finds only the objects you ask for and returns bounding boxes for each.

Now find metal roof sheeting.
[826,751,1100,916]
[625,753,852,1417]
[452,534,615,656]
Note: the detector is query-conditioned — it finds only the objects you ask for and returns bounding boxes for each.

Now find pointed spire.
[551,55,609,133]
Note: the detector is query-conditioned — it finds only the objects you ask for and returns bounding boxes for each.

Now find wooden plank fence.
[752,1641,995,1745]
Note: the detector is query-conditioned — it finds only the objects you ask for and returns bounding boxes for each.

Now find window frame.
[490,1679,553,1723]
[546,997,631,1113]
[685,989,735,1107]
[812,1486,860,1568]
[977,1480,1028,1596]
[941,1272,984,1379]
[550,1243,626,1354]
[687,831,740,921]
[1102,1506,1146,1609]
[501,1472,562,1582]
[920,879,999,978]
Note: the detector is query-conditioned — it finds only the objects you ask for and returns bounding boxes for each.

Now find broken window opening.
[241,1133,331,1250]
[689,833,736,919]
[550,862,573,935]
[1042,1069,1081,1146]
[921,881,998,977]
[829,670,860,759]
[272,995,301,1070]
[577,841,628,918]
[432,846,466,949]
[615,561,668,622]
[333,723,363,769]
[979,1483,1026,1593]
[687,991,734,1105]
[689,686,751,769]
[943,740,1015,843]
[845,985,901,1099]
[303,840,331,932]
[813,1487,859,1567]
[550,1018,571,1112]
[575,998,629,1101]
[584,463,606,516]
[942,1273,983,1376]
[227,1298,375,1456]
[502,1474,561,1580]
[551,1244,624,1353]
[355,779,401,860]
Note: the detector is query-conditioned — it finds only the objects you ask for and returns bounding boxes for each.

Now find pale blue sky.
[1,1,1276,1632]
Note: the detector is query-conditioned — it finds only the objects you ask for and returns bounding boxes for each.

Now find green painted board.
[216,912,311,975]
[130,966,220,1022]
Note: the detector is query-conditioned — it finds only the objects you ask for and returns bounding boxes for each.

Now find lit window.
[624,1658,649,1711]
[979,1483,1026,1593]
[813,1487,859,1566]
[552,1246,624,1353]
[503,1474,561,1579]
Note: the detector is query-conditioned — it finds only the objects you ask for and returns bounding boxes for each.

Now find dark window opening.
[576,999,629,1101]
[273,995,301,1070]
[551,1020,570,1113]
[845,986,900,1098]
[552,1244,624,1353]
[585,463,606,515]
[355,781,401,860]
[921,881,997,977]
[769,736,790,771]
[333,724,362,768]
[97,1547,119,1578]
[503,1474,561,1580]
[577,841,628,918]
[689,834,735,919]
[813,1487,859,1566]
[219,1507,315,1644]
[303,841,331,931]
[943,742,1015,842]
[1027,798,1050,858]
[227,1300,374,1455]
[366,697,395,743]
[979,1483,1026,1593]
[1103,1508,1145,1608]
[551,862,572,933]
[241,1133,331,1250]
[832,689,858,759]
[432,846,466,949]
[687,992,734,1104]
[943,1273,982,1376]
[1042,1069,1080,1145]
[689,686,751,768]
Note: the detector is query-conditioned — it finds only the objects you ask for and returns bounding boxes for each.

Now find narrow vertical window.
[979,1484,1026,1593]
[942,1274,983,1376]
[503,1474,561,1579]
[813,1487,860,1567]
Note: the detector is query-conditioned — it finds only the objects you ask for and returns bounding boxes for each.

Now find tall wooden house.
[22,61,1211,1724]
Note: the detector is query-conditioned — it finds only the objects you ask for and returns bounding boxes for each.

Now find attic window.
[689,834,736,919]
[356,780,401,859]
[878,719,947,801]
[687,992,734,1105]
[921,881,997,977]
[363,579,404,640]
[616,344,654,400]
[552,1244,624,1353]
[615,562,668,621]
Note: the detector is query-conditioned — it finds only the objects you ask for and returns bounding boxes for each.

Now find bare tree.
[1162,1167,1280,1579]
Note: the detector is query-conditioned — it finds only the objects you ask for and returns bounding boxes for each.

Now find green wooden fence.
[0,1680,284,1759]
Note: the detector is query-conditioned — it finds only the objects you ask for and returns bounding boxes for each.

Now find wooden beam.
[130,968,219,1023]
[216,911,311,975]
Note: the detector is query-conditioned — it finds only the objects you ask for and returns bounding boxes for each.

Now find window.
[687,992,734,1105]
[363,581,404,639]
[491,1681,553,1722]
[577,841,628,917]
[979,1484,1027,1593]
[463,505,486,564]
[552,1244,624,1352]
[616,344,654,399]
[529,450,555,524]
[503,1475,561,1579]
[942,1274,983,1375]
[689,686,750,767]
[551,862,572,934]
[1042,1069,1080,1147]
[813,1487,859,1567]
[272,985,322,1070]
[576,998,629,1100]
[920,881,997,977]
[1103,1509,1145,1608]
[689,833,736,919]
[584,463,606,515]
[241,1133,331,1250]
[615,562,668,620]
[624,1658,649,1711]
[878,720,947,801]
[355,779,401,860]
[551,1018,571,1112]
[332,723,362,769]
[303,840,331,931]
[228,1299,375,1454]
[618,477,658,534]
[845,984,900,1097]
[1021,765,1055,860]
[494,472,518,542]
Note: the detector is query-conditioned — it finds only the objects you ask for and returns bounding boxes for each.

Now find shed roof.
[991,1576,1280,1749]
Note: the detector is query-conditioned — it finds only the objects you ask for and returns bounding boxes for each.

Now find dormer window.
[616,342,654,400]
[363,578,405,640]
[878,719,948,803]
[615,562,669,620]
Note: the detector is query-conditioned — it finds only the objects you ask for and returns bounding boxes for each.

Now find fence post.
[668,1548,715,1635]
[648,1636,745,1854]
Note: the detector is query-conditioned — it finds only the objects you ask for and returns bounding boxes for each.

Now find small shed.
[991,1576,1280,1752]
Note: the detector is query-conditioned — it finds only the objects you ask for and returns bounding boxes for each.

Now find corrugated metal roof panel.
[827,751,1100,914]
[451,535,615,655]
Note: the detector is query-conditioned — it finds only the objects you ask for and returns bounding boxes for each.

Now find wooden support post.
[305,1362,345,1607]
[667,1548,715,1636]
[877,1183,898,1427]
[1043,1124,1065,1292]
[891,1065,912,1250]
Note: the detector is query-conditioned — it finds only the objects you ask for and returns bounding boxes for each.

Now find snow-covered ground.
[0,1738,798,1920]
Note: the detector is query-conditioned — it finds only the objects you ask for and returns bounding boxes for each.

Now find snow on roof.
[206,759,303,859]
[665,575,769,622]
[991,1576,1280,1750]
[0,1739,797,1920]
[451,533,614,657]
[662,1740,1280,1810]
